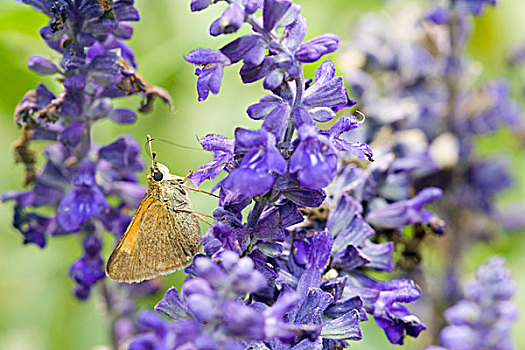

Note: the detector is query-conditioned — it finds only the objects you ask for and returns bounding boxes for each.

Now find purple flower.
[263,0,301,32]
[9,208,58,248]
[295,34,339,63]
[57,160,108,232]
[220,33,266,66]
[98,136,145,173]
[190,0,211,12]
[210,3,245,36]
[366,187,446,234]
[290,107,337,190]
[14,83,57,127]
[321,115,373,161]
[302,60,347,110]
[28,55,61,75]
[185,49,231,101]
[130,253,317,348]
[69,234,105,300]
[344,273,425,345]
[189,134,235,187]
[221,128,287,197]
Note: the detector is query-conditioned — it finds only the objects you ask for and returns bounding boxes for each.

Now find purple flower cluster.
[427,256,517,350]
[339,0,521,345]
[186,0,341,102]
[3,0,167,305]
[130,1,440,348]
[131,252,357,349]
[342,0,524,248]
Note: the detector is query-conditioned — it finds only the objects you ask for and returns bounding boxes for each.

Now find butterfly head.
[149,162,182,183]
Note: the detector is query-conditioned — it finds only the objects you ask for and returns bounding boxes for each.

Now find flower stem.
[284,73,304,143]
[247,198,267,228]
[100,280,119,350]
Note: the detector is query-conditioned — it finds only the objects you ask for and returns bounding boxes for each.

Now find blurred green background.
[1,1,524,349]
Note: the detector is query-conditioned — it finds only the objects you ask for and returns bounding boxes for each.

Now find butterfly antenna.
[146,134,156,169]
[150,137,203,152]
[182,185,221,198]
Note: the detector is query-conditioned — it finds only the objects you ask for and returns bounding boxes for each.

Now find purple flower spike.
[57,161,108,232]
[290,107,338,190]
[432,257,517,350]
[124,0,377,346]
[295,34,339,63]
[9,0,171,311]
[366,187,445,234]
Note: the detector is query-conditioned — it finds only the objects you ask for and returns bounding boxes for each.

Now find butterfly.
[105,136,202,283]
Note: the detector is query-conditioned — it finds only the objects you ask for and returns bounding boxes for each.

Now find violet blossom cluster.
[342,0,521,237]
[427,256,517,350]
[338,0,521,344]
[3,0,169,346]
[130,0,444,348]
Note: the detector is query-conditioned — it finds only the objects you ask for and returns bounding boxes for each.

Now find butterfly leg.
[173,207,216,226]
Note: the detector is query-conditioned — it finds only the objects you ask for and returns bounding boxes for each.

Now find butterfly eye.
[153,171,163,181]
